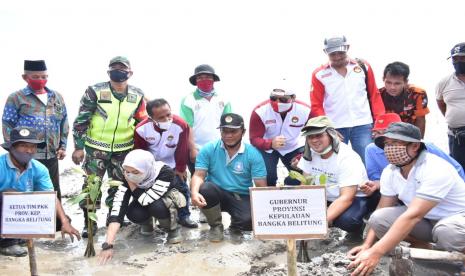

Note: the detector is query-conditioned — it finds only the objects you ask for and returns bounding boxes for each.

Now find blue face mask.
[453,62,465,74]
[10,147,33,166]
[109,69,130,82]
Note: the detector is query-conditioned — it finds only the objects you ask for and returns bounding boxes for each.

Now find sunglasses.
[270,96,292,103]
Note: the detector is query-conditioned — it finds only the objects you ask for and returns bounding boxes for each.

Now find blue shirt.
[0,153,53,192]
[195,140,267,195]
[365,142,465,181]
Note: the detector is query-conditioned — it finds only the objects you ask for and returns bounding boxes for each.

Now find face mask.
[27,79,47,91]
[124,171,147,184]
[384,144,414,167]
[278,102,293,113]
[10,147,33,166]
[109,69,130,82]
[453,62,465,74]
[197,79,214,92]
[156,119,172,130]
[311,145,333,156]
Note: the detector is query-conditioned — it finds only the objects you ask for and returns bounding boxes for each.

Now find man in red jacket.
[310,36,385,164]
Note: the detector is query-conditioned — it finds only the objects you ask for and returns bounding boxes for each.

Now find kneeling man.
[348,122,465,275]
[190,113,267,242]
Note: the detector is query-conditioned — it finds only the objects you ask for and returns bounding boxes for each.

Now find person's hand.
[98,249,114,265]
[359,181,379,196]
[347,244,370,260]
[56,148,66,160]
[190,148,198,164]
[61,222,81,242]
[71,149,85,165]
[191,192,207,207]
[347,248,382,276]
[271,136,286,150]
[290,153,302,169]
[175,170,187,182]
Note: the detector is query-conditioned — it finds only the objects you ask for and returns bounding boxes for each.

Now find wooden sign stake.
[287,239,298,276]
[27,239,38,276]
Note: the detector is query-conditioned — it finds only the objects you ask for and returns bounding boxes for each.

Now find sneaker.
[199,212,208,223]
[0,245,27,257]
[178,217,198,228]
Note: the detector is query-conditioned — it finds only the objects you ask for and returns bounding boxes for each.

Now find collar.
[23,86,51,96]
[323,58,357,70]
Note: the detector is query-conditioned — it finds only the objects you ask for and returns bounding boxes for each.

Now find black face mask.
[109,69,130,82]
[453,62,465,75]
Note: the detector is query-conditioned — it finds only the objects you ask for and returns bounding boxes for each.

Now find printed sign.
[1,192,56,238]
[250,186,327,239]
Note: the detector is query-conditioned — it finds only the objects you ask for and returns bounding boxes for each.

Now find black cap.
[24,60,47,71]
[374,122,423,149]
[218,113,244,129]
[189,64,220,85]
[448,42,465,59]
[1,127,44,150]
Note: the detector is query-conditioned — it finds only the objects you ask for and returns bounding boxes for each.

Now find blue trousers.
[330,196,368,233]
[336,124,372,164]
[175,175,191,219]
[260,147,303,186]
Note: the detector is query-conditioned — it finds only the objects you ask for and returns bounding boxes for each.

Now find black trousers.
[199,182,252,231]
[37,157,62,231]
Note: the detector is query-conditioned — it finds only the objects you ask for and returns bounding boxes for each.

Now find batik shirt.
[380,85,429,124]
[2,86,68,160]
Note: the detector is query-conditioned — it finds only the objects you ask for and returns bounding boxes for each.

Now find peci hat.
[301,116,335,136]
[374,122,424,149]
[218,113,244,129]
[323,36,349,54]
[372,113,402,131]
[447,42,465,59]
[189,64,220,85]
[109,56,131,68]
[1,127,44,150]
[24,60,47,71]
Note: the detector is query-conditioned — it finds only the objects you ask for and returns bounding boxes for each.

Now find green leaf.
[106,179,123,187]
[88,212,98,222]
[67,192,89,205]
[72,167,87,176]
[304,175,315,185]
[319,174,327,185]
[288,170,307,184]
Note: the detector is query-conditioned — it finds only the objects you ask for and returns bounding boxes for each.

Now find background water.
[1,0,463,171]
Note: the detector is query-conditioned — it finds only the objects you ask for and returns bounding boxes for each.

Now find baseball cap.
[218,113,244,129]
[109,56,131,68]
[1,127,44,150]
[374,122,423,149]
[301,116,335,136]
[270,79,295,96]
[372,113,402,131]
[447,42,465,59]
[323,36,349,54]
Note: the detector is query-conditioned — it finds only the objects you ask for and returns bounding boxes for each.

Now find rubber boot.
[201,205,224,242]
[158,218,182,244]
[140,218,154,236]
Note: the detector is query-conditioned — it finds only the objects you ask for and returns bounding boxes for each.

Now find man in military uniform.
[72,56,147,237]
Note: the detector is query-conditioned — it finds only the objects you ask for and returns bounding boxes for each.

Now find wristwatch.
[101,242,114,251]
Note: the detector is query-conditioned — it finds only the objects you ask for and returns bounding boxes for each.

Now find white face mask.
[311,145,333,156]
[156,119,172,130]
[278,102,292,113]
[124,171,147,184]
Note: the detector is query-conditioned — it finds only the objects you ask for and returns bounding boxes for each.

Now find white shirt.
[435,73,465,128]
[380,151,465,220]
[297,142,368,202]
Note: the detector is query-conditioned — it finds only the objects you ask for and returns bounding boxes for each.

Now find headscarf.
[122,149,163,189]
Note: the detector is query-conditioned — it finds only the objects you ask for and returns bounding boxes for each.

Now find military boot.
[158,218,182,244]
[201,205,224,242]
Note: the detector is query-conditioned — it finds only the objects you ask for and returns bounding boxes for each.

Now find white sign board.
[250,186,327,239]
[1,192,56,238]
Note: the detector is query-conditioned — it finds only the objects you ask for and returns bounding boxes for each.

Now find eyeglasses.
[270,96,292,103]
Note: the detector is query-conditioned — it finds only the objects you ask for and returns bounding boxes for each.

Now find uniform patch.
[353,66,362,73]
[100,91,112,102]
[19,129,30,136]
[127,93,137,103]
[265,119,276,124]
[291,116,299,123]
[321,72,332,78]
[167,135,174,141]
[233,162,244,173]
[225,116,233,123]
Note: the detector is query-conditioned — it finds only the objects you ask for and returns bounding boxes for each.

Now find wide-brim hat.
[301,116,335,136]
[1,127,44,150]
[189,64,220,85]
[374,122,424,149]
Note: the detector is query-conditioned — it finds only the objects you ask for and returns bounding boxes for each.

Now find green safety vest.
[85,83,143,152]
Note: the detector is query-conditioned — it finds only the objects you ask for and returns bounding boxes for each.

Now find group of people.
[0,36,464,275]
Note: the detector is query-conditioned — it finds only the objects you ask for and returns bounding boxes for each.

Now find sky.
[0,0,463,166]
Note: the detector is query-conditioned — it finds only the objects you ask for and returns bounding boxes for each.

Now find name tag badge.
[127,93,137,103]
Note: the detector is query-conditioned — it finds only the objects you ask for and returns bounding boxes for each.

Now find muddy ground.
[0,168,398,276]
